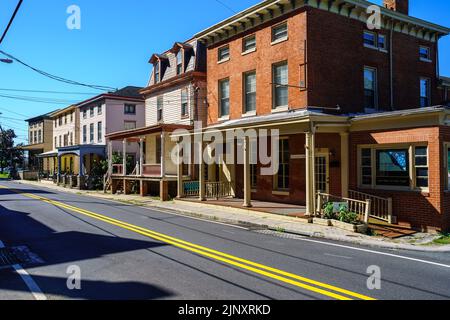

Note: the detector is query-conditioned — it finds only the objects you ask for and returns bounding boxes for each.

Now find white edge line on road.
[298,237,450,269]
[0,240,47,300]
[12,265,47,300]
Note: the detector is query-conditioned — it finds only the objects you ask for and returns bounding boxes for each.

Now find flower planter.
[331,220,367,233]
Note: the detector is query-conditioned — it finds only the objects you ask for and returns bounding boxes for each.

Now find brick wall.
[307,8,439,113]
[206,6,442,124]
[206,8,308,125]
[349,126,447,232]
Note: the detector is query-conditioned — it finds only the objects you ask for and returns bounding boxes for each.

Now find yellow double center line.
[1,186,375,300]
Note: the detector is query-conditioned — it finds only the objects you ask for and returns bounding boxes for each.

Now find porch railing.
[183,181,199,197]
[206,181,233,200]
[181,181,233,199]
[142,164,162,177]
[349,190,394,223]
[316,192,371,224]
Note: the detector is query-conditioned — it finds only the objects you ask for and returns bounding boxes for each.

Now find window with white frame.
[273,61,288,108]
[363,31,376,47]
[83,125,87,143]
[364,31,388,52]
[157,97,163,122]
[124,121,136,131]
[83,109,87,119]
[154,62,160,83]
[97,104,102,115]
[359,145,429,190]
[378,35,387,51]
[218,46,230,62]
[90,123,94,143]
[364,67,377,110]
[243,35,256,53]
[176,50,183,75]
[181,88,189,117]
[420,78,431,107]
[90,107,94,117]
[219,78,230,117]
[272,22,288,43]
[97,122,102,142]
[244,71,256,113]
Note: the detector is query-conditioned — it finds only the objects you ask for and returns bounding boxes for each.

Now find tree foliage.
[0,127,24,175]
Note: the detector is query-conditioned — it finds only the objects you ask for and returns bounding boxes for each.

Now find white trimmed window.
[218,46,230,62]
[274,138,290,191]
[273,61,288,109]
[272,22,288,43]
[244,70,256,113]
[364,67,378,110]
[219,78,230,117]
[243,35,256,53]
[359,145,429,191]
[364,31,376,47]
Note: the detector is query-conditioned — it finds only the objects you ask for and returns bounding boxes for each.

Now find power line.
[0,106,33,118]
[0,88,99,95]
[0,50,117,92]
[0,93,77,105]
[0,0,23,45]
[213,0,237,14]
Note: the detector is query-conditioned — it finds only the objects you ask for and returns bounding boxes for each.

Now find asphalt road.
[0,181,449,300]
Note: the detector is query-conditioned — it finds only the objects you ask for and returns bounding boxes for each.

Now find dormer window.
[154,62,160,83]
[176,50,183,75]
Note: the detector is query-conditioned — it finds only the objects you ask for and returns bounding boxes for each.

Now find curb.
[11,180,450,253]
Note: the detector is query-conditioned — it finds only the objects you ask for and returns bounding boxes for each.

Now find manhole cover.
[0,246,43,268]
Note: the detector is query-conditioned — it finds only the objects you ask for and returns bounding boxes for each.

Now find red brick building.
[179,0,450,232]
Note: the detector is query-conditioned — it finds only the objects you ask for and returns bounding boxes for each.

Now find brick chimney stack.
[383,0,409,15]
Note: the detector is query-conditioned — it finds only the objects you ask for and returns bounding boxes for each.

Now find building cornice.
[140,71,207,96]
[195,0,450,46]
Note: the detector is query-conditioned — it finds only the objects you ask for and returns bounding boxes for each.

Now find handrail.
[316,192,371,224]
[349,190,393,223]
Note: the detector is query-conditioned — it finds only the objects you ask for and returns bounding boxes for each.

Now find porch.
[105,124,193,200]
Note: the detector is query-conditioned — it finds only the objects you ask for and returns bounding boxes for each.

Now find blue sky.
[0,0,449,144]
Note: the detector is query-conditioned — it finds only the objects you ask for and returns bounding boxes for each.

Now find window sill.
[359,185,430,194]
[364,44,378,50]
[242,111,256,118]
[271,37,288,46]
[271,106,289,113]
[217,58,230,64]
[272,190,290,196]
[251,189,257,193]
[242,48,256,56]
[218,115,230,122]
[420,58,432,63]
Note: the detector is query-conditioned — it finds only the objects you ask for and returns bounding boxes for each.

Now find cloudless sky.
[0,0,449,144]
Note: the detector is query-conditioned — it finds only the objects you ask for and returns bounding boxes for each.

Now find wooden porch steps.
[368,218,417,239]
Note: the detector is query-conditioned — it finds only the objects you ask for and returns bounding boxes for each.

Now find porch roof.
[57,144,106,157]
[349,105,449,121]
[198,109,348,132]
[37,150,58,158]
[106,124,193,141]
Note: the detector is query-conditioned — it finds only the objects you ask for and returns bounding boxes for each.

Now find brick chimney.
[383,0,409,15]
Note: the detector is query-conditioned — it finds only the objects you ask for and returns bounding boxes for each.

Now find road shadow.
[0,203,173,299]
[0,187,55,196]
[0,269,172,300]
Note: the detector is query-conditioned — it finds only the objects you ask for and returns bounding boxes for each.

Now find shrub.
[338,204,359,224]
[322,202,336,220]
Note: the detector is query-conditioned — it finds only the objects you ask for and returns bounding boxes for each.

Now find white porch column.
[139,137,144,177]
[177,142,183,199]
[199,141,206,201]
[107,140,113,175]
[243,136,252,208]
[161,132,166,178]
[340,132,349,198]
[122,139,127,176]
[311,131,316,213]
[305,132,314,215]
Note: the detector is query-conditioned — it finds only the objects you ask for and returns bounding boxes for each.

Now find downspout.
[389,21,394,110]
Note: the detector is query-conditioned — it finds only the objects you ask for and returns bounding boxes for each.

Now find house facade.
[172,0,450,232]
[106,39,207,200]
[22,111,56,175]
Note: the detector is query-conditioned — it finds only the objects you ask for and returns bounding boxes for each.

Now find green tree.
[0,127,24,175]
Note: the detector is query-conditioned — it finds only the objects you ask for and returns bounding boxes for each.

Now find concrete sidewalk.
[13,179,450,252]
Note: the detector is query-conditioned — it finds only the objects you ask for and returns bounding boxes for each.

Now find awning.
[37,150,58,158]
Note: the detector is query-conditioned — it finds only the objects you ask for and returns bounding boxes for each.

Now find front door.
[315,153,329,194]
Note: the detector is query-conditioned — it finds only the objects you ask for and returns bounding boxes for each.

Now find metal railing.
[349,190,393,223]
[316,192,371,224]
[183,181,199,197]
[206,181,233,200]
